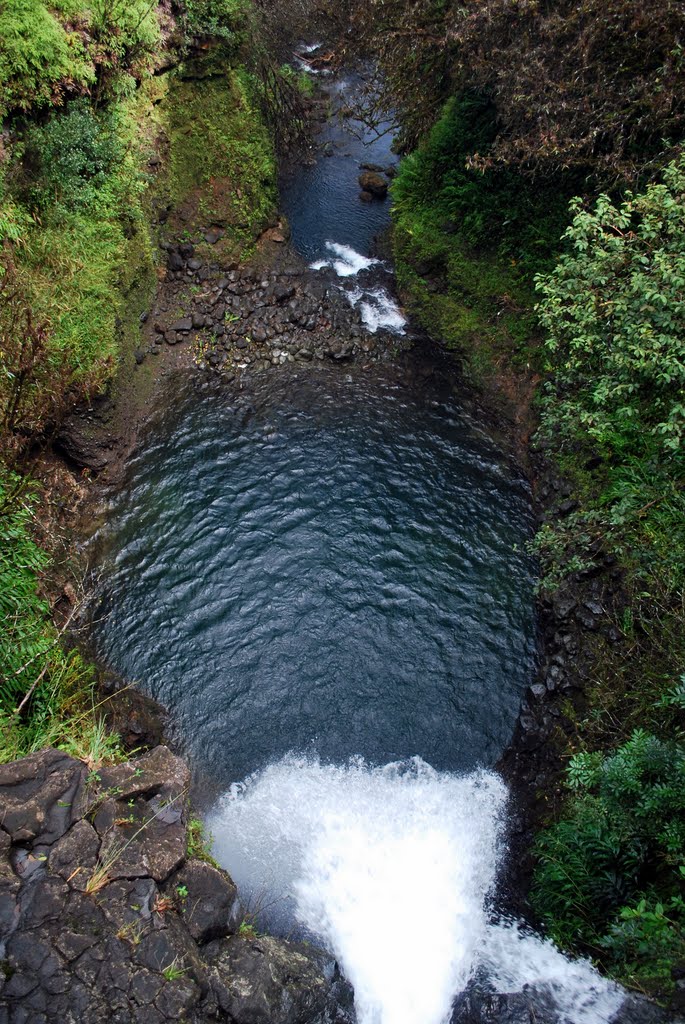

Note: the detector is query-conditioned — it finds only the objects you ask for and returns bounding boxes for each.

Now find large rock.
[207,934,342,1024]
[0,746,344,1024]
[0,748,86,844]
[358,171,388,198]
[168,859,240,944]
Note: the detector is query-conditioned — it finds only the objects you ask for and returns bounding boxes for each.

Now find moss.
[156,66,277,261]
[390,95,575,390]
[393,214,539,387]
[0,0,94,117]
[2,89,159,425]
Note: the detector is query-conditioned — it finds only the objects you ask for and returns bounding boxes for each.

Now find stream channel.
[90,63,628,1024]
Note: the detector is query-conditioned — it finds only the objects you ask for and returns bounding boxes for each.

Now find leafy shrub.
[0,0,93,117]
[536,159,685,455]
[20,99,125,214]
[532,730,685,991]
[180,0,250,43]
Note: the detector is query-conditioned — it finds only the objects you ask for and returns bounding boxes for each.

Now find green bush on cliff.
[532,730,685,993]
[181,0,251,42]
[0,0,93,117]
[391,95,572,370]
[536,159,685,457]
[532,160,685,596]
[19,99,126,214]
[0,0,163,118]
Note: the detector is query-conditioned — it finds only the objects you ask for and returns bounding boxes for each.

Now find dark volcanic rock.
[0,748,86,844]
[168,859,240,943]
[0,746,342,1024]
[56,415,113,472]
[206,935,341,1024]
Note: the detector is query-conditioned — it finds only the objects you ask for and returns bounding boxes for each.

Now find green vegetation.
[391,95,572,381]
[187,816,220,868]
[349,0,685,180]
[0,0,277,765]
[0,473,123,764]
[533,731,685,995]
[162,958,188,981]
[527,163,685,997]
[180,0,250,41]
[0,0,93,117]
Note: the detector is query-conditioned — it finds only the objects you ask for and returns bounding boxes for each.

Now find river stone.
[169,859,240,943]
[170,318,192,333]
[358,171,388,198]
[207,935,336,1024]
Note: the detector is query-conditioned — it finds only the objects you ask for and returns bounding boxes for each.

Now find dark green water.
[91,363,535,786]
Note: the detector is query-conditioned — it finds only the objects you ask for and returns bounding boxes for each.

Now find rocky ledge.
[0,746,349,1024]
[150,246,408,374]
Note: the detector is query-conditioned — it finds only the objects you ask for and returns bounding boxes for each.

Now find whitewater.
[208,756,624,1024]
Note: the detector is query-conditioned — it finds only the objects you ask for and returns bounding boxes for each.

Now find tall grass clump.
[0,473,122,764]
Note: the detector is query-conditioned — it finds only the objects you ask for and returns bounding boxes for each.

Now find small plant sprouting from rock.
[85,788,187,894]
[186,815,219,868]
[238,920,257,939]
[162,957,188,982]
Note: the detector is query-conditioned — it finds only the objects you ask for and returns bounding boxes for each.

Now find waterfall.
[208,755,624,1024]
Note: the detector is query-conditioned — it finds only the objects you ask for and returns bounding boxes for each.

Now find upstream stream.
[91,64,626,1024]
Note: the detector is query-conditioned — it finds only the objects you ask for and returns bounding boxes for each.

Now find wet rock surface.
[0,746,347,1024]
[152,248,409,375]
[57,238,412,478]
[451,987,679,1024]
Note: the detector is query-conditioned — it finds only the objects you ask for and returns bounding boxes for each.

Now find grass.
[158,66,277,261]
[0,471,126,764]
[162,957,189,981]
[186,815,220,868]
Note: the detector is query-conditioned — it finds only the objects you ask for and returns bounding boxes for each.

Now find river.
[90,59,626,1024]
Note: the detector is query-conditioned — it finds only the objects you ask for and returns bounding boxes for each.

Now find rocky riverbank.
[55,236,413,482]
[0,744,351,1024]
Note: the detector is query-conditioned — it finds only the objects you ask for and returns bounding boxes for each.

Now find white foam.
[482,921,624,1024]
[355,287,407,334]
[310,241,380,277]
[208,756,625,1024]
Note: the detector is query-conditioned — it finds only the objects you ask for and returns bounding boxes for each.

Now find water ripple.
[91,365,536,784]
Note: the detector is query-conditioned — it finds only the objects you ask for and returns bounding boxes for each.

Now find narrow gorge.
[1,7,684,1024]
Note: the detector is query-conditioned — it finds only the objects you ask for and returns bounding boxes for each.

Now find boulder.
[358,171,388,198]
[207,935,340,1024]
[169,859,240,943]
[0,749,86,844]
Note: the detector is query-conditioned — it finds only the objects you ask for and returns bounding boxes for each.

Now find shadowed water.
[279,72,397,261]
[91,364,535,787]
